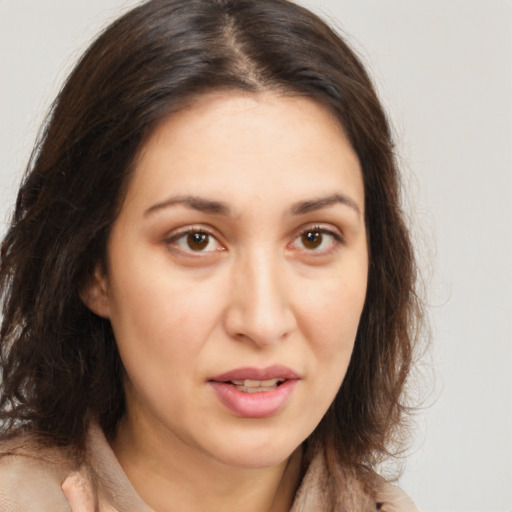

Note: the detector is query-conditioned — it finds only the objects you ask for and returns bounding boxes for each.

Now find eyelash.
[289,225,343,254]
[164,224,343,255]
[165,225,223,254]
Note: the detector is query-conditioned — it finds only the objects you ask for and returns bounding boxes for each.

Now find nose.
[223,248,296,347]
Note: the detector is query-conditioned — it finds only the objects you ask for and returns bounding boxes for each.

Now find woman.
[0,0,422,510]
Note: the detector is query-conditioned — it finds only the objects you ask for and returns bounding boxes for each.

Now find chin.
[207,426,304,470]
[220,447,298,470]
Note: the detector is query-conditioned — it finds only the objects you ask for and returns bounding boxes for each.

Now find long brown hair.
[1,0,422,484]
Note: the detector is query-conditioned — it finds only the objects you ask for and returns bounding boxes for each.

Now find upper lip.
[210,365,300,382]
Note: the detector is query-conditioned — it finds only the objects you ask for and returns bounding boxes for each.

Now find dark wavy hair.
[0,0,421,485]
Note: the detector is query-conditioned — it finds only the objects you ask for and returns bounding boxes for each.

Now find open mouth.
[227,378,286,393]
[209,370,298,417]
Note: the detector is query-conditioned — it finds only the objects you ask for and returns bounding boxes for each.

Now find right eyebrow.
[144,195,232,217]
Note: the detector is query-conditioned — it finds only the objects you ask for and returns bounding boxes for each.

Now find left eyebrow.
[290,193,362,216]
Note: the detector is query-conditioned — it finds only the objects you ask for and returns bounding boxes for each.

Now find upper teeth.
[230,378,284,387]
[229,378,286,393]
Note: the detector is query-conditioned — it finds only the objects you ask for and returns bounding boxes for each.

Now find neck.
[111,414,303,512]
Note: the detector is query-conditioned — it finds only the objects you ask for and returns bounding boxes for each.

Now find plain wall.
[1,1,511,510]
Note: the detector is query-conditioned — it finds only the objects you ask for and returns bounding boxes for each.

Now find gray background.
[1,1,511,510]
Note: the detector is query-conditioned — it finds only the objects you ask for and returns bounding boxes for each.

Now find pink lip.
[210,365,300,383]
[208,366,300,418]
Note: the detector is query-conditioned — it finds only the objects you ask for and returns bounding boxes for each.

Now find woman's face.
[86,92,368,469]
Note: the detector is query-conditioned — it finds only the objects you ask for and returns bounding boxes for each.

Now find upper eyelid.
[293,223,343,241]
[165,224,218,241]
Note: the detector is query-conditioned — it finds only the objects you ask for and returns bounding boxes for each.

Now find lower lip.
[209,380,298,418]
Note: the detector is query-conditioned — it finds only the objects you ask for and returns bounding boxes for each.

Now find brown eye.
[186,232,210,251]
[301,230,323,249]
[168,228,224,254]
[291,226,340,253]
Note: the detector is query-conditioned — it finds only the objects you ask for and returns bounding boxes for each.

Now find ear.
[80,265,111,318]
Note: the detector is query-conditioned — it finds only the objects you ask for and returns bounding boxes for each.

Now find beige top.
[0,422,418,511]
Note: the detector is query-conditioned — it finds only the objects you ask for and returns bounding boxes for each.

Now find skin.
[80,91,368,512]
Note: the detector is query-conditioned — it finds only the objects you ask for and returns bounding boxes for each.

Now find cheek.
[299,271,367,354]
[106,261,228,374]
[107,280,209,414]
[295,265,367,411]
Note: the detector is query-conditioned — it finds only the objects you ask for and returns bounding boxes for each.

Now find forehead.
[124,91,364,216]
